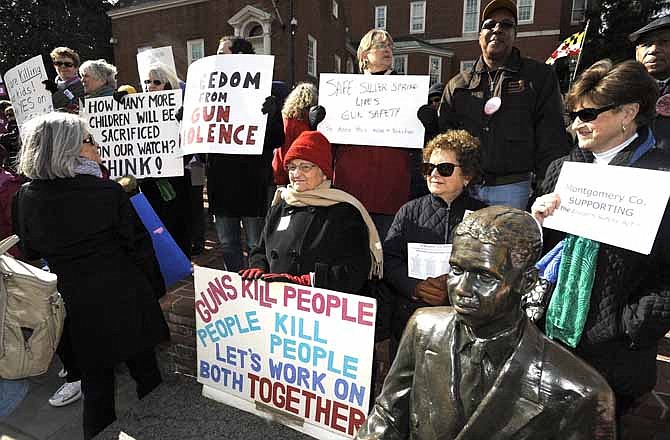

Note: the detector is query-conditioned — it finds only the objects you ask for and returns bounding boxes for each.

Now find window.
[137,46,152,53]
[346,57,354,73]
[462,0,480,33]
[187,39,204,65]
[429,56,442,85]
[375,5,387,30]
[247,23,265,55]
[410,1,426,34]
[571,0,587,24]
[393,55,408,75]
[460,60,475,73]
[517,0,534,24]
[332,0,339,18]
[307,34,317,77]
[334,54,341,73]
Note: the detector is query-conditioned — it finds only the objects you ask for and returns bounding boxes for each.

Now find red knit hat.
[284,131,333,179]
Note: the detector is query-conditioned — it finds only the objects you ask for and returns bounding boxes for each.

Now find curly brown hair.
[566,59,658,127]
[423,130,482,180]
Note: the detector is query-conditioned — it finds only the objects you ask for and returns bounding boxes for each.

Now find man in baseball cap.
[630,15,670,150]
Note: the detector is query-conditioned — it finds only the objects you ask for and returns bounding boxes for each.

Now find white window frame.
[429,56,442,85]
[393,55,408,75]
[571,0,588,24]
[460,60,476,73]
[334,54,341,73]
[375,5,387,30]
[187,38,205,65]
[517,0,535,25]
[409,1,426,34]
[462,0,481,34]
[332,0,339,19]
[307,34,317,77]
[346,57,354,73]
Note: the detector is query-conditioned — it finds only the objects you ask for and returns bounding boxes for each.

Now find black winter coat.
[540,127,670,397]
[13,175,169,370]
[206,108,284,217]
[249,200,370,295]
[383,193,486,338]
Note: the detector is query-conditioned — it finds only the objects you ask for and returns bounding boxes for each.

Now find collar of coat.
[464,47,522,90]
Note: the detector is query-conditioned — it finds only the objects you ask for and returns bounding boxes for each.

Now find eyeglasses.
[481,18,516,31]
[53,61,75,68]
[371,42,393,50]
[286,163,317,173]
[82,134,96,145]
[568,104,618,122]
[144,79,163,86]
[422,162,461,177]
[430,97,441,104]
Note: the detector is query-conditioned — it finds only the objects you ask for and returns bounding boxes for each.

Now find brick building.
[109,0,592,90]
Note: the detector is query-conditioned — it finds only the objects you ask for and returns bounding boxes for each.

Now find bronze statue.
[356,206,615,440]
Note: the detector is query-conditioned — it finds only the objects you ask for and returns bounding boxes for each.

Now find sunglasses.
[422,162,461,177]
[82,134,96,145]
[568,104,618,122]
[144,79,163,86]
[53,61,75,68]
[430,97,441,104]
[481,18,516,31]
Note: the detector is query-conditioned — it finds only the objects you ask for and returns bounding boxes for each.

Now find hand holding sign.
[531,193,561,224]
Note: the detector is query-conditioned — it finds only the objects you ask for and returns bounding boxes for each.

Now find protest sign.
[180,54,273,155]
[195,267,376,440]
[317,73,429,148]
[137,46,178,87]
[542,162,670,254]
[408,243,452,280]
[81,90,183,179]
[4,55,53,129]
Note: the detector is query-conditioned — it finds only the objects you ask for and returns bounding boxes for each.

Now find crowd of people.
[2,0,670,437]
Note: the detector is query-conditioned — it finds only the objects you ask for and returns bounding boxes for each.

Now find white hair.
[146,63,181,91]
[18,112,87,179]
[79,59,117,89]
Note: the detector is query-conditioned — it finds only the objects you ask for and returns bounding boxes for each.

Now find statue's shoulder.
[409,306,457,335]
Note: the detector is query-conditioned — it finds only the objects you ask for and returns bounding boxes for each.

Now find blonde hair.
[282,82,318,119]
[357,29,393,72]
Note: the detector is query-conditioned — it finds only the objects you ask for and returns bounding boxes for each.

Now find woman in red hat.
[239,131,382,295]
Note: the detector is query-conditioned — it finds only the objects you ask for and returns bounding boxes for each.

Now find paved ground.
[2,228,670,439]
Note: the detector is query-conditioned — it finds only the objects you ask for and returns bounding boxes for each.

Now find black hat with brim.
[629,15,670,43]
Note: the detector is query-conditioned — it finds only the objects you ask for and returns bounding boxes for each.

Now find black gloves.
[42,79,58,94]
[113,90,128,104]
[261,96,279,116]
[175,106,183,122]
[308,105,326,130]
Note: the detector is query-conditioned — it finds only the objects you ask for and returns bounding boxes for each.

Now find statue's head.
[448,206,542,335]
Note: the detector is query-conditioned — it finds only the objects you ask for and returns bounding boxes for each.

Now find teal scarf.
[545,235,600,347]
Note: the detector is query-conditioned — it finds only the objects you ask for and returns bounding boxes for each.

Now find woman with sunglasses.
[13,112,169,439]
[532,59,670,428]
[240,131,381,297]
[137,63,193,257]
[383,130,485,350]
[43,47,85,113]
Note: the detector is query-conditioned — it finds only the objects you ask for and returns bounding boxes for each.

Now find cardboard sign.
[4,55,53,129]
[195,267,376,440]
[180,54,274,155]
[543,162,670,254]
[317,74,429,148]
[408,243,452,280]
[81,90,183,179]
[137,46,178,88]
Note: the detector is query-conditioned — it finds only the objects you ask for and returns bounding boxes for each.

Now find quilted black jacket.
[540,127,670,397]
[383,193,486,339]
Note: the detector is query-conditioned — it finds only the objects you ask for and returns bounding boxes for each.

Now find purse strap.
[0,235,19,255]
